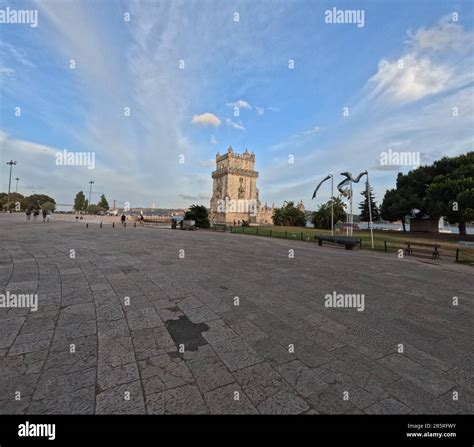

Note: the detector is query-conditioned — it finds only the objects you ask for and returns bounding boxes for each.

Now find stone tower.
[210,147,260,224]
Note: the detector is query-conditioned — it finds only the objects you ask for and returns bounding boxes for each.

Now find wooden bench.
[405,242,441,259]
[315,235,359,250]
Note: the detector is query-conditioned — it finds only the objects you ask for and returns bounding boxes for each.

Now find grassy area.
[211,224,474,263]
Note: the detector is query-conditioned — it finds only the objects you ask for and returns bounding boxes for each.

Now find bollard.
[285,231,287,238]
[112,222,115,228]
[124,222,126,228]
[100,222,102,228]
[270,230,272,237]
[301,232,303,240]
[384,241,387,252]
[256,227,259,236]
[86,223,88,228]
[456,248,459,262]
[360,239,362,249]
[134,222,136,228]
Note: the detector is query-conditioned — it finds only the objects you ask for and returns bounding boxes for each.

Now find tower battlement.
[216,147,255,163]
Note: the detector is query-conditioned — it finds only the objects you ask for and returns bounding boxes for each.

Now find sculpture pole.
[330,175,334,236]
[366,173,374,249]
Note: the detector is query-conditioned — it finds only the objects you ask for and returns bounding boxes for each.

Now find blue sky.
[1,0,473,209]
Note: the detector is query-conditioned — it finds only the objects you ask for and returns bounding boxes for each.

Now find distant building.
[210,147,304,225]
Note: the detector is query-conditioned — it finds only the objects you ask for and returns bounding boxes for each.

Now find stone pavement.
[0,213,472,414]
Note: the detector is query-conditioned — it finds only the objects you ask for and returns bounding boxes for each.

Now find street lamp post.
[6,160,17,203]
[88,180,94,206]
[15,177,20,193]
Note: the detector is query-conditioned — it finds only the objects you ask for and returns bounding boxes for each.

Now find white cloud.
[227,99,252,110]
[407,16,472,52]
[225,118,245,130]
[367,18,472,105]
[302,125,320,135]
[210,134,218,145]
[191,112,221,127]
[369,55,450,103]
[255,106,264,116]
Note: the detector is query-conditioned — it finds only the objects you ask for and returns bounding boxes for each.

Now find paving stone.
[364,398,413,414]
[28,386,95,414]
[234,362,309,414]
[146,385,208,414]
[184,306,220,324]
[34,368,96,400]
[202,319,238,344]
[98,336,135,367]
[204,383,259,414]
[188,356,235,393]
[139,354,194,395]
[378,354,456,397]
[250,338,294,365]
[1,350,48,377]
[8,330,53,356]
[211,337,263,372]
[276,360,329,397]
[97,361,140,392]
[0,317,25,349]
[125,307,163,331]
[95,380,145,414]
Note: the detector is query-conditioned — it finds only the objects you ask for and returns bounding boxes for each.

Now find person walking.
[26,208,31,222]
[42,208,47,222]
[121,213,126,227]
[33,209,39,222]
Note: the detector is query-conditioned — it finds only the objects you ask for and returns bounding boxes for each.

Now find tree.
[97,194,109,210]
[380,152,474,235]
[311,197,346,230]
[1,192,24,211]
[185,204,210,228]
[86,204,103,214]
[74,191,87,211]
[358,185,380,228]
[272,201,307,227]
[41,201,56,211]
[425,170,474,236]
[380,188,411,232]
[23,194,56,210]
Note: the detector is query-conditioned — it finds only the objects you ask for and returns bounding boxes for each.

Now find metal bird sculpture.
[337,171,368,197]
[312,174,332,200]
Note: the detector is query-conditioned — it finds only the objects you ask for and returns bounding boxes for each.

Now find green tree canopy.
[97,194,109,210]
[41,201,56,211]
[185,204,210,228]
[358,186,380,228]
[380,152,474,235]
[272,201,307,227]
[23,194,56,210]
[86,204,103,214]
[74,191,87,211]
[311,197,346,230]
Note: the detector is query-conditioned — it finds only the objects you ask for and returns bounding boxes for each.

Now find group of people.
[25,208,50,222]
